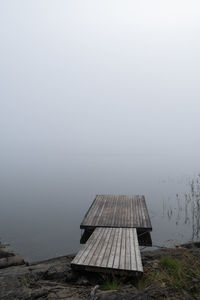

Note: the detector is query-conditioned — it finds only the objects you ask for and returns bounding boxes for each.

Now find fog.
[0,0,200,260]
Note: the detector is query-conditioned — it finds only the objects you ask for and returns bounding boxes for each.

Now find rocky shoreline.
[0,241,200,299]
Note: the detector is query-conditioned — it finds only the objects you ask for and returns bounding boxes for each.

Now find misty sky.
[1,0,200,158]
[1,0,200,260]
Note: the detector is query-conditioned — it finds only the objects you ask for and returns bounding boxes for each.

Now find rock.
[90,285,99,300]
[96,290,127,300]
[0,257,89,300]
[0,243,25,269]
[0,255,25,269]
[0,244,15,258]
[181,242,200,249]
[182,290,195,300]
[29,255,72,281]
[66,269,80,282]
[96,290,147,300]
[0,249,14,258]
[76,276,90,286]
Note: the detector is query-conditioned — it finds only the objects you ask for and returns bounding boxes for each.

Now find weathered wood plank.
[130,228,137,271]
[95,227,112,267]
[111,196,118,227]
[125,228,131,270]
[72,228,97,264]
[75,227,103,265]
[85,196,100,226]
[113,227,122,269]
[119,226,126,270]
[88,228,107,266]
[94,196,106,226]
[101,227,115,268]
[133,227,143,272]
[82,227,106,266]
[107,227,119,268]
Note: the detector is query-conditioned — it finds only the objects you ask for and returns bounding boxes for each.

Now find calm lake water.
[0,153,199,261]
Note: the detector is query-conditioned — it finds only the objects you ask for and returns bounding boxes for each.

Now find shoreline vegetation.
[1,241,200,299]
[162,174,200,241]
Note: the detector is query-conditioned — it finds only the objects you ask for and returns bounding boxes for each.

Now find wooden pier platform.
[72,195,152,275]
[81,195,152,231]
[71,227,143,274]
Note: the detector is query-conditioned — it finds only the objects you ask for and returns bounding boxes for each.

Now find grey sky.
[1,0,200,157]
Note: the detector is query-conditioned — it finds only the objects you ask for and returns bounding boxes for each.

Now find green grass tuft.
[101,278,121,291]
[159,256,183,279]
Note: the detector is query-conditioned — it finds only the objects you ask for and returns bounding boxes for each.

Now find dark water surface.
[0,153,199,262]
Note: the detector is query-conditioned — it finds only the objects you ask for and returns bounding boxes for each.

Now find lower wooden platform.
[71,227,143,274]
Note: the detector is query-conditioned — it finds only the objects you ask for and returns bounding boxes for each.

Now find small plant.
[101,276,121,291]
[158,256,185,289]
[159,256,183,279]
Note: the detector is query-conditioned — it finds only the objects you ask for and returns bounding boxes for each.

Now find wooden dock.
[71,195,152,275]
[80,195,152,231]
[71,227,143,274]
